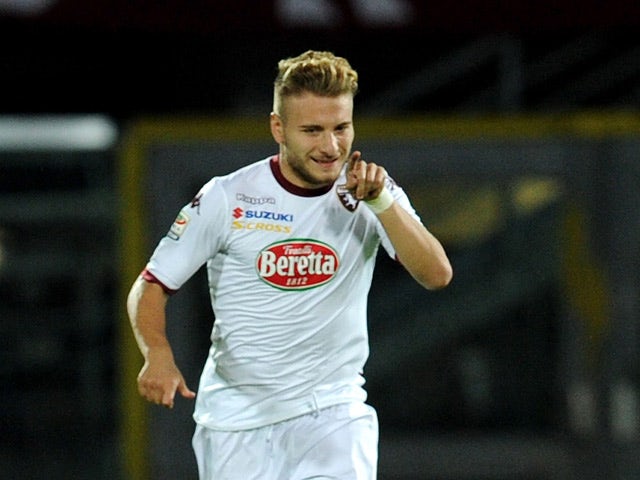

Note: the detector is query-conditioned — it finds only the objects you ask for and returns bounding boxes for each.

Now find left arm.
[344,151,453,290]
[376,202,452,290]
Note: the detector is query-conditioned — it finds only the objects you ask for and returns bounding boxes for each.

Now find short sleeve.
[145,178,230,290]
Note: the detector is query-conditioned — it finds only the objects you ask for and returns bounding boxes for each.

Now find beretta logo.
[256,239,339,290]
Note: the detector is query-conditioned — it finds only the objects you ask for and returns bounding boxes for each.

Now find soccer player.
[127,50,452,479]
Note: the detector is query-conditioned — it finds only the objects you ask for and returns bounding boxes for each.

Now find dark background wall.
[2,0,640,120]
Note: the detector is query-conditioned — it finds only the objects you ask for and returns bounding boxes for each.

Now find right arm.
[126,275,196,408]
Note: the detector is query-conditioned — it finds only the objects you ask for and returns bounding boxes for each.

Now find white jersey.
[145,155,422,430]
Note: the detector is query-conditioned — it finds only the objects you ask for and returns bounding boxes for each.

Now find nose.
[318,131,339,156]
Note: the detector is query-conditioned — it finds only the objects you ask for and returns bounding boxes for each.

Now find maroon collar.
[269,156,334,197]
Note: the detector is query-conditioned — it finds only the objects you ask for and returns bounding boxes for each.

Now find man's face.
[271,92,354,189]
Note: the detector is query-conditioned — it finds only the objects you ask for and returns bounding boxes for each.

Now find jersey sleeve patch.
[168,210,190,240]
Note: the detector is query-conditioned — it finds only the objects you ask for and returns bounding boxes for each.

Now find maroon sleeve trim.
[141,268,178,295]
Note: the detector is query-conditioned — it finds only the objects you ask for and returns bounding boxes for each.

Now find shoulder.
[195,157,274,201]
[224,156,273,181]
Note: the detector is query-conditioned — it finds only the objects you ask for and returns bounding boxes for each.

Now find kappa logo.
[190,192,203,214]
[236,193,276,205]
[256,239,339,290]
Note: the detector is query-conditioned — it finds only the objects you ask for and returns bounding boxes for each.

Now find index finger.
[346,151,362,173]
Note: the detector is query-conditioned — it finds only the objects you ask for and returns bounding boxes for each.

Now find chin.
[316,171,341,185]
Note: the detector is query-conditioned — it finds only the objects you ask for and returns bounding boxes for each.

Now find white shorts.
[192,402,379,480]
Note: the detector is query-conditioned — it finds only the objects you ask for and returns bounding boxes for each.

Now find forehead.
[281,92,353,125]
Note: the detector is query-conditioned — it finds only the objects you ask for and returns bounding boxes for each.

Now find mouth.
[311,157,339,167]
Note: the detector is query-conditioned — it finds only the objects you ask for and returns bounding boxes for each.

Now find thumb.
[178,380,196,400]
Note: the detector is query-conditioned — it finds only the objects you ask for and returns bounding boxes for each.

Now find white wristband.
[364,187,394,214]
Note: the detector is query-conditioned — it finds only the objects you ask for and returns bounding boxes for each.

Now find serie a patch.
[168,210,190,240]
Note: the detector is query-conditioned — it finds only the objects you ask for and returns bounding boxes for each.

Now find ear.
[270,112,284,144]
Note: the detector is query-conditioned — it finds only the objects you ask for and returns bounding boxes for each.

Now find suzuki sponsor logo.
[233,207,294,222]
[232,207,294,234]
[256,239,339,290]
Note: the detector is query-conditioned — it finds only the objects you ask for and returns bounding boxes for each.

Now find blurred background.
[1,1,639,479]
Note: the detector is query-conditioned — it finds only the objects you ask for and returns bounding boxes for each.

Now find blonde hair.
[273,50,359,115]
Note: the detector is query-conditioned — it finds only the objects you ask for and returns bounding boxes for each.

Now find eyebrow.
[299,121,352,129]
